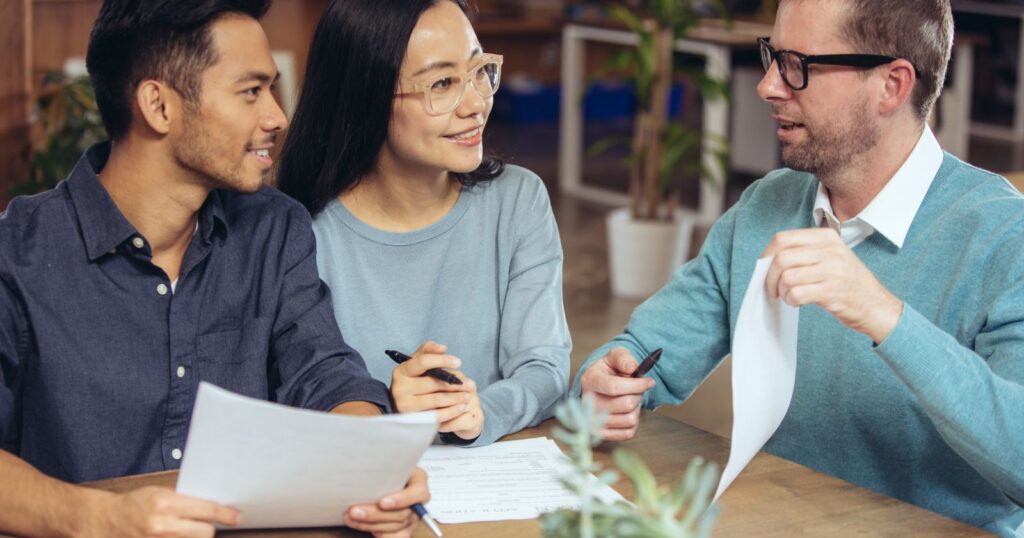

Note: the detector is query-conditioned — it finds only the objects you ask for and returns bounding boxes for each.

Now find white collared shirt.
[812,126,943,248]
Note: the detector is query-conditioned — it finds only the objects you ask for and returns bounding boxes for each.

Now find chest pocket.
[195,317,274,397]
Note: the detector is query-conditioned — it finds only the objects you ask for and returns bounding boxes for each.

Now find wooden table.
[81,412,989,538]
[1004,171,1024,193]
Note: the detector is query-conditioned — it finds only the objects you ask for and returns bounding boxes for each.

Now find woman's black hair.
[277,0,504,216]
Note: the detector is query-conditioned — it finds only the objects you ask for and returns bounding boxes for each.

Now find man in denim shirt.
[0,1,428,536]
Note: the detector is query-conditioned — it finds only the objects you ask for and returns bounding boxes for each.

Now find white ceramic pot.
[606,207,695,298]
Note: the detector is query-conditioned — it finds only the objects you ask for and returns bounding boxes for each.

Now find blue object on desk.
[490,79,688,125]
[493,81,560,123]
[413,503,444,537]
[583,81,687,121]
[584,81,633,121]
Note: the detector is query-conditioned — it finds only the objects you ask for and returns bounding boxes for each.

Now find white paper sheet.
[714,256,799,502]
[420,437,625,524]
[176,382,437,529]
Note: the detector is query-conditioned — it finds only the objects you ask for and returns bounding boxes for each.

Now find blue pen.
[412,502,443,537]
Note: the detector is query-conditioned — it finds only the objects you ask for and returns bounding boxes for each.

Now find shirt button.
[171,448,183,460]
[132,237,145,249]
[176,366,186,378]
[157,283,169,296]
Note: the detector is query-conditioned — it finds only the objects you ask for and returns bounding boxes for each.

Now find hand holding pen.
[578,347,661,442]
[386,349,462,385]
[343,467,437,537]
[388,341,485,440]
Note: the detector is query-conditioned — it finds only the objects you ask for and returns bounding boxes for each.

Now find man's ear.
[878,59,916,116]
[134,80,180,135]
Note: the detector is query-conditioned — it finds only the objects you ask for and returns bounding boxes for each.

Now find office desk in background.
[60,412,990,538]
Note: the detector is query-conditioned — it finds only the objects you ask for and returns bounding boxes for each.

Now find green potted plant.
[10,71,107,198]
[591,0,730,298]
[540,396,720,537]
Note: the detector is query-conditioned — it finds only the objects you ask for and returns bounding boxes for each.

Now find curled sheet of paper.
[714,256,799,502]
[177,382,437,529]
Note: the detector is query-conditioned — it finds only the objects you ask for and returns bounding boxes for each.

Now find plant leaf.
[613,448,659,510]
[586,135,630,159]
[608,4,646,35]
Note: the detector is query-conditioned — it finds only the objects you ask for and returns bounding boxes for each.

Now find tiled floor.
[487,119,1024,438]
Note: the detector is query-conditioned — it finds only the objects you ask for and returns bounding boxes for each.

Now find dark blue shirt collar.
[66,141,230,262]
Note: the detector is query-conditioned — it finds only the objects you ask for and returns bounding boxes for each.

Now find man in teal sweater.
[573,0,1024,535]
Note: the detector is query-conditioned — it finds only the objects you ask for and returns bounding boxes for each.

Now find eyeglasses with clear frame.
[757,37,918,91]
[395,53,504,115]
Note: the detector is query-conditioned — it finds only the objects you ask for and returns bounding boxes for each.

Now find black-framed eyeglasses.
[758,37,918,91]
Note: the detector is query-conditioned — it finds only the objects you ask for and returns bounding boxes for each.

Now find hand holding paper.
[762,228,902,343]
[176,383,437,530]
[84,486,242,538]
[344,466,431,536]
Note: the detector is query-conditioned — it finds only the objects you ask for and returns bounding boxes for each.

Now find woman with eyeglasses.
[278,0,570,450]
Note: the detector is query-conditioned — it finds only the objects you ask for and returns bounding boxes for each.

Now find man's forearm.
[0,450,107,538]
[873,304,1024,502]
[330,400,384,416]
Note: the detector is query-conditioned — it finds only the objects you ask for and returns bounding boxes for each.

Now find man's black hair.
[86,0,272,140]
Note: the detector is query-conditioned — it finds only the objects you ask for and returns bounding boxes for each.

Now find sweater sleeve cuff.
[873,302,944,391]
[439,431,479,446]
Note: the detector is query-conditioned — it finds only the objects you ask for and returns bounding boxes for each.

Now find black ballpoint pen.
[385,350,463,385]
[631,348,663,378]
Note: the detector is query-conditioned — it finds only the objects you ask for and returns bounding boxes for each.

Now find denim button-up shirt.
[0,143,389,483]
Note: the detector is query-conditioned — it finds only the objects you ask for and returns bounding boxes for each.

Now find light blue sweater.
[313,166,571,446]
[573,154,1024,536]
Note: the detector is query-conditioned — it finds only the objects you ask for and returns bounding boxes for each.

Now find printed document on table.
[420,436,625,524]
[714,256,799,502]
[176,382,436,529]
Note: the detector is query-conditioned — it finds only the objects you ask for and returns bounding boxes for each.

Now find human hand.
[390,341,475,425]
[579,347,657,441]
[438,369,484,440]
[85,486,240,538]
[344,467,430,538]
[762,228,903,343]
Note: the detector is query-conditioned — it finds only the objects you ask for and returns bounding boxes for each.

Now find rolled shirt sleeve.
[270,205,390,413]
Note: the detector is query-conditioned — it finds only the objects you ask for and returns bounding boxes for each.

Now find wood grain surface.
[76,411,990,538]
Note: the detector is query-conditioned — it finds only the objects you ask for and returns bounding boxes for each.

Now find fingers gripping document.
[714,256,799,501]
[176,382,436,529]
